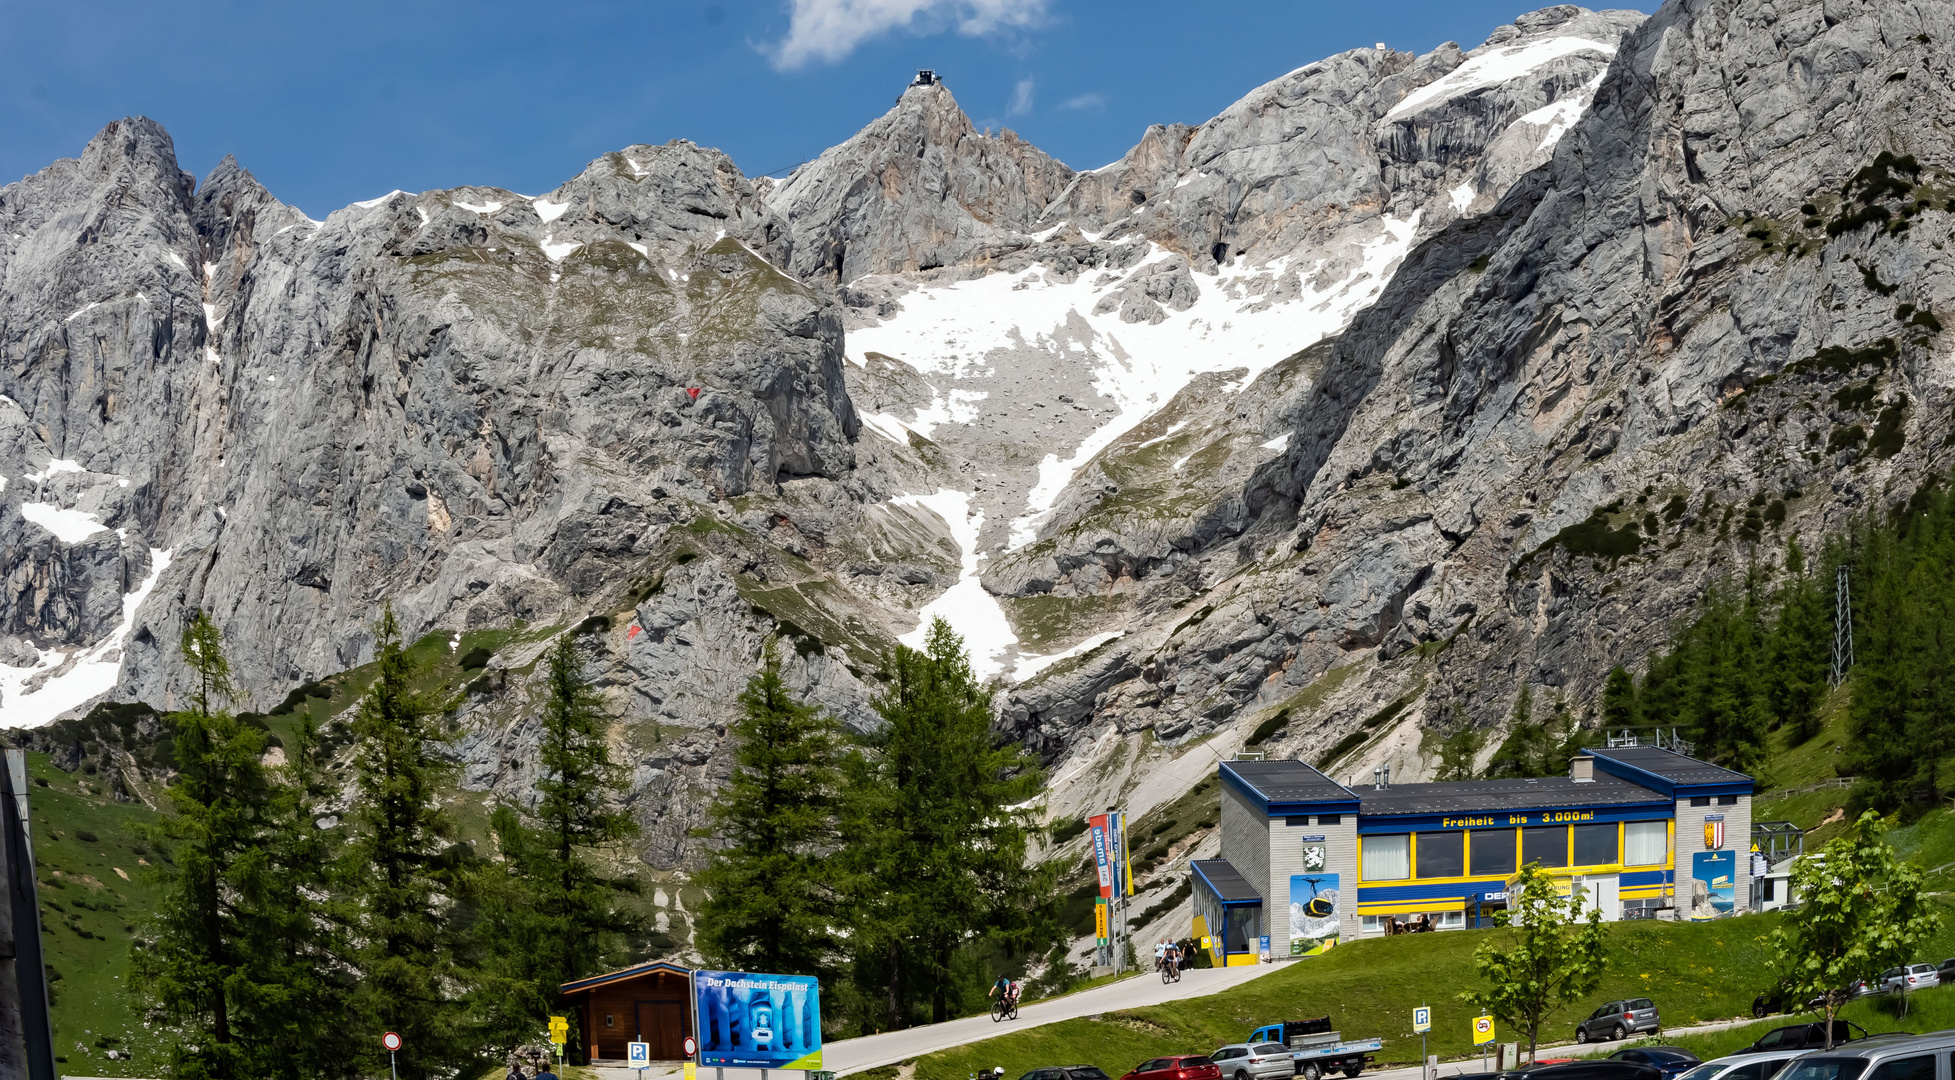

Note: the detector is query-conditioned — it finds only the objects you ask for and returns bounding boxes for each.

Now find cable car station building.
[1191,746,1753,966]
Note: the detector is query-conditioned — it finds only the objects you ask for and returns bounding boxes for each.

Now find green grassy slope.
[24,750,167,1077]
[915,901,1955,1080]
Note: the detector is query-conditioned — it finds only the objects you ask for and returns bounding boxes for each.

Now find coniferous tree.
[478,634,641,1051]
[1485,684,1541,778]
[843,618,1045,1028]
[241,716,357,1080]
[1600,667,1639,731]
[1420,701,1485,781]
[1765,558,1829,745]
[342,608,472,1080]
[694,641,845,978]
[134,612,276,1080]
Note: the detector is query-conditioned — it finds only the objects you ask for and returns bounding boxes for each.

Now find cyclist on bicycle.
[989,974,1019,1008]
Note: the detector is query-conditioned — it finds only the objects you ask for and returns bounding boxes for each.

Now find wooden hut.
[560,961,693,1062]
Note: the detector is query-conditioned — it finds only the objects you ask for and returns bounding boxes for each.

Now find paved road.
[825,965,1285,1075]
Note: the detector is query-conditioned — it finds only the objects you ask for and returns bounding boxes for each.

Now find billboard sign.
[1690,850,1735,920]
[693,970,823,1070]
[1289,873,1340,956]
[1090,814,1112,897]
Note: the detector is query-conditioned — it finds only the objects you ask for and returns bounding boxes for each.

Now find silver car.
[1209,1044,1295,1080]
[1672,1051,1807,1080]
[1575,998,1660,1042]
[1773,1030,1955,1080]
[1877,964,1939,993]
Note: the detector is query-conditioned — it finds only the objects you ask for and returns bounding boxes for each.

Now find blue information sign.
[693,970,823,1070]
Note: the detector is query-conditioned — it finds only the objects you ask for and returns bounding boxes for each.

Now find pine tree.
[238,716,357,1080]
[1485,684,1541,779]
[843,618,1045,1027]
[133,611,274,1080]
[342,607,472,1080]
[1420,701,1485,782]
[478,634,641,1052]
[694,641,845,977]
[1600,667,1639,731]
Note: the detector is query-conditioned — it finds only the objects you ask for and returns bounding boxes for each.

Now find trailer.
[1246,1019,1381,1080]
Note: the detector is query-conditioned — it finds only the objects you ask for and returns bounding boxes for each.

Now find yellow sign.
[1095,901,1108,940]
[549,1015,569,1045]
[685,1066,697,1080]
[1473,1016,1495,1045]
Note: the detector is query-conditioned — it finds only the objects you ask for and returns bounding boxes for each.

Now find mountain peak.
[767,75,1074,282]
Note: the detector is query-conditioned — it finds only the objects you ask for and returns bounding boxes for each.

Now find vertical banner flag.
[1118,810,1133,896]
[1090,814,1112,898]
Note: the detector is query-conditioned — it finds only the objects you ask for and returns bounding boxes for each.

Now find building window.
[1416,831,1465,878]
[1717,794,1739,805]
[1522,826,1569,868]
[1690,796,1711,807]
[1360,915,1385,936]
[1624,820,1667,865]
[1572,823,1618,866]
[1362,834,1410,880]
[1319,814,1342,825]
[605,1014,615,1028]
[1470,829,1517,876]
[1764,877,1777,902]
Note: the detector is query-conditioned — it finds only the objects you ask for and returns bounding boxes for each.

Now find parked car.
[1575,999,1661,1042]
[1878,964,1940,994]
[1774,1031,1955,1080]
[1019,1068,1111,1080]
[1754,978,1827,1017]
[1120,1056,1221,1080]
[1935,958,1955,985]
[1608,1047,1701,1080]
[1209,1044,1296,1080]
[1741,1020,1868,1054]
[1670,1051,1809,1080]
[1500,1060,1663,1080]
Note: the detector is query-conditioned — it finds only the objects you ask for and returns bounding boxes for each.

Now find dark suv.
[1576,999,1660,1042]
[1743,1021,1868,1053]
[1503,1061,1663,1080]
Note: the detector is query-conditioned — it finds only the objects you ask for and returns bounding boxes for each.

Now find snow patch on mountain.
[892,490,1018,677]
[0,548,172,728]
[1385,36,1615,120]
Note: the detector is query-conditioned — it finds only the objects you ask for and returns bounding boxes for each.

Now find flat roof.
[1357,774,1668,817]
[1223,759,1359,806]
[1588,745,1753,793]
[1191,859,1263,904]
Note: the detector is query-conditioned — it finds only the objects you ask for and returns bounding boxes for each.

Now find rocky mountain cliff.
[3,0,1952,957]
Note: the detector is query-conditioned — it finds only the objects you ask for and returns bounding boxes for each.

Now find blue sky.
[0,0,1659,219]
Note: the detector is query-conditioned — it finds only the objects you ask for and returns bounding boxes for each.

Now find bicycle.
[991,994,1020,1021]
[1162,958,1182,984]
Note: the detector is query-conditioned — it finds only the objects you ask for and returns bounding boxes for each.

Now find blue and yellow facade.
[1192,746,1753,964]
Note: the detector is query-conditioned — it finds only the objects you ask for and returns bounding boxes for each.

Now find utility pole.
[1831,564,1854,686]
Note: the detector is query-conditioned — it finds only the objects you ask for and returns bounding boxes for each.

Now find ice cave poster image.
[694,970,824,1069]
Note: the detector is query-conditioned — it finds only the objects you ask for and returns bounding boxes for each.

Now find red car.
[1122,1056,1221,1080]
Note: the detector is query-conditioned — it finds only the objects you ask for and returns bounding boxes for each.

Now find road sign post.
[1414,1005,1431,1075]
[1472,1014,1495,1073]
[383,1031,402,1080]
[629,1040,651,1078]
[549,1015,569,1068]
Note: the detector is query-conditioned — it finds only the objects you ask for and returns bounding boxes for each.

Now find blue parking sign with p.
[629,1042,651,1066]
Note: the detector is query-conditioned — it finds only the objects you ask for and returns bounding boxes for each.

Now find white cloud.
[1060,91,1106,111]
[1008,75,1035,115]
[768,0,1050,70]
